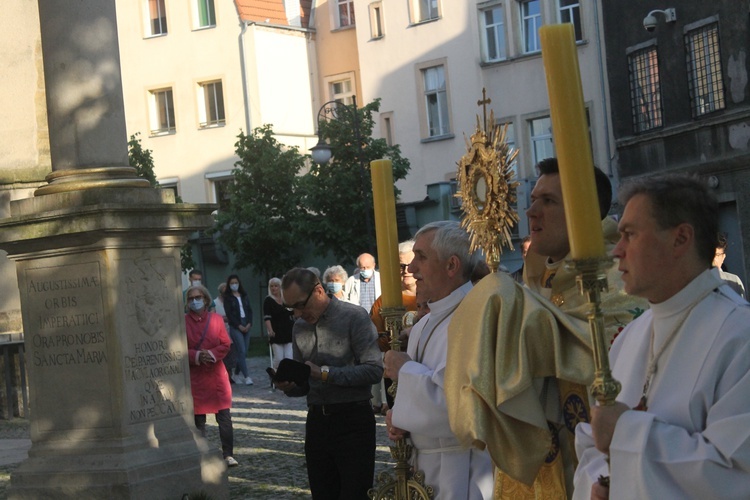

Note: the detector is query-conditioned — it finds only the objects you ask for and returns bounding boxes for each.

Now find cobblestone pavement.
[0,355,394,499]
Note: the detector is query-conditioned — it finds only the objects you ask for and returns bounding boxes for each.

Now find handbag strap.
[194,312,213,351]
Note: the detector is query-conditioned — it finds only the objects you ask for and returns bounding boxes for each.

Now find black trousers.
[305,401,376,500]
[195,408,234,458]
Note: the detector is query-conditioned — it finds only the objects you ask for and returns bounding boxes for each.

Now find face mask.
[191,280,202,287]
[189,299,205,312]
[230,283,240,292]
[360,269,373,279]
[326,282,342,294]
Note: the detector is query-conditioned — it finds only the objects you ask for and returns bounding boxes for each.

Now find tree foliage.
[127,133,158,188]
[214,124,306,278]
[128,132,196,272]
[300,98,410,265]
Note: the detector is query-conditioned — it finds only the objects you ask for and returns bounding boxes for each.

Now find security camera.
[643,14,658,32]
[643,8,676,32]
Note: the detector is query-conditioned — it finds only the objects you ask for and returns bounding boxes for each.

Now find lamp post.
[310,95,375,254]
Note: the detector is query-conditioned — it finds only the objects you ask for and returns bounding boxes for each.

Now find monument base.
[0,187,228,499]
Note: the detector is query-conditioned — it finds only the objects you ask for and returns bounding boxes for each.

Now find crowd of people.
[181,157,750,499]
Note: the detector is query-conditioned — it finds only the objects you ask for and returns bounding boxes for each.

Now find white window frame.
[558,0,581,42]
[417,62,451,139]
[193,0,216,29]
[520,0,541,54]
[369,1,384,39]
[206,171,234,212]
[528,115,554,165]
[149,87,176,135]
[325,73,355,105]
[144,0,168,37]
[197,80,225,128]
[480,3,506,63]
[337,0,355,28]
[409,0,440,25]
[158,177,180,201]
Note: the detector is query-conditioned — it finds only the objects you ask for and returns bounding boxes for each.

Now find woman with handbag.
[185,284,238,467]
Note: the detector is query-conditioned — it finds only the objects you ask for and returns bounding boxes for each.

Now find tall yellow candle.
[370,159,402,309]
[540,24,606,259]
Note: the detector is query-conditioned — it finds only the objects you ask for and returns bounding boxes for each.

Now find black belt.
[308,400,370,416]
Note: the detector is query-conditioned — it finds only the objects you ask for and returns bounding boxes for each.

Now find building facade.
[352,0,614,271]
[602,1,749,285]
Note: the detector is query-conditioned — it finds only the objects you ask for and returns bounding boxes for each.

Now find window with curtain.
[149,88,175,134]
[481,5,506,62]
[628,45,663,133]
[423,65,450,137]
[684,23,725,118]
[196,0,216,28]
[198,81,225,128]
[146,0,168,37]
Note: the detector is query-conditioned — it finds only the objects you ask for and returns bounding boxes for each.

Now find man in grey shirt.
[277,268,383,499]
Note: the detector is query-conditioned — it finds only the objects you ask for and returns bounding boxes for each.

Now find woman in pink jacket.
[185,284,238,467]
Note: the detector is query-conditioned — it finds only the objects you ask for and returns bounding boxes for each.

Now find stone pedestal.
[0,186,228,499]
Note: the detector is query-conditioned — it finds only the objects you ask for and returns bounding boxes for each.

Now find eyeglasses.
[187,295,203,301]
[284,283,320,311]
[399,264,408,272]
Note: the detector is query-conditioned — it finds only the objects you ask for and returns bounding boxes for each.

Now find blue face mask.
[326,282,342,294]
[190,299,205,312]
[360,269,373,279]
[230,283,240,292]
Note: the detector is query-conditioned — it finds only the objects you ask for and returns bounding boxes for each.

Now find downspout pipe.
[238,20,253,134]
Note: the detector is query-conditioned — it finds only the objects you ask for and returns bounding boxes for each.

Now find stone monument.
[0,1,229,498]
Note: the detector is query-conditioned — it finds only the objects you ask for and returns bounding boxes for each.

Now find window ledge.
[331,24,356,33]
[192,25,216,32]
[479,39,588,67]
[421,133,454,144]
[149,129,176,138]
[144,33,168,40]
[408,17,441,28]
[199,122,226,130]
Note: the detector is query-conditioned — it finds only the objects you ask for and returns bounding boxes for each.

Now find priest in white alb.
[384,221,494,499]
[574,175,750,499]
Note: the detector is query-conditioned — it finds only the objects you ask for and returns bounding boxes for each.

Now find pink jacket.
[185,312,232,414]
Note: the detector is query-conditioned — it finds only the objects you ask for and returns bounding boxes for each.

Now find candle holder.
[565,256,621,406]
[368,306,434,500]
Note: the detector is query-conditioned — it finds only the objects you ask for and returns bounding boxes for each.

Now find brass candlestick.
[565,257,621,406]
[369,306,434,500]
[566,257,620,487]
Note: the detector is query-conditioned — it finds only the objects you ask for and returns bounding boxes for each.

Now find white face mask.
[230,283,240,292]
[191,280,202,287]
[360,269,373,279]
[189,299,205,312]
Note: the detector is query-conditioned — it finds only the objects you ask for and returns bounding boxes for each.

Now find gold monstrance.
[456,89,520,272]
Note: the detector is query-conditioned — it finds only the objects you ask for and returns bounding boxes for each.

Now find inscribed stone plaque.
[24,261,111,430]
[119,253,189,424]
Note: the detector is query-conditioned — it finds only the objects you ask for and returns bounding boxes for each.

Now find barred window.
[628,46,663,133]
[685,23,725,117]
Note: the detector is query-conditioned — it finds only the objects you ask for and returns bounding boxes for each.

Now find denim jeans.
[230,318,249,377]
[304,402,375,499]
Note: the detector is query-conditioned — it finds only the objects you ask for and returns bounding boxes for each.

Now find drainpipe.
[592,0,614,181]
[238,20,253,134]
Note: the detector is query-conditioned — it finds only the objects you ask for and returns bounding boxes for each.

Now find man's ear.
[672,223,695,257]
[445,255,461,277]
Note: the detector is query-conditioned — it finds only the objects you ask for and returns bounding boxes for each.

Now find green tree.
[127,132,158,188]
[128,133,196,272]
[300,98,410,265]
[214,124,306,278]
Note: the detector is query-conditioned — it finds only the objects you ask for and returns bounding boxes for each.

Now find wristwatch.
[320,366,330,382]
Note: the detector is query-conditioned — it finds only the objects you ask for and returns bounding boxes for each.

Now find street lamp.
[311,95,375,254]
